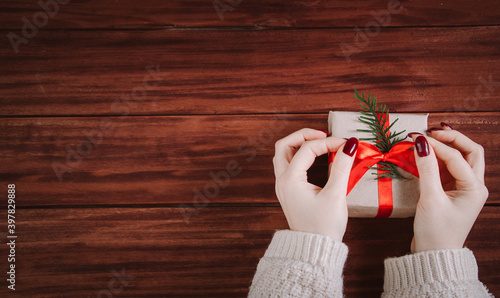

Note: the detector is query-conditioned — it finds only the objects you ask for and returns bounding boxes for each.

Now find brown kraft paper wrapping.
[328,111,429,218]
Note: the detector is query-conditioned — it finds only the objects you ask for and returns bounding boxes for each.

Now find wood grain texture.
[1,2,499,296]
[1,27,500,116]
[0,207,497,297]
[1,0,499,29]
[1,113,499,206]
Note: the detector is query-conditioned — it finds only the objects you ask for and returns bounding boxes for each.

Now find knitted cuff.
[264,230,348,275]
[383,248,479,291]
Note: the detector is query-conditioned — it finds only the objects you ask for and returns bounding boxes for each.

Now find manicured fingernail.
[343,137,358,157]
[440,122,454,130]
[319,129,331,136]
[415,136,430,157]
[426,127,442,133]
[407,132,422,138]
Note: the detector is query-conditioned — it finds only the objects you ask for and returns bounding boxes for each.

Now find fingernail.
[319,129,331,136]
[415,136,430,157]
[407,132,422,138]
[440,122,454,130]
[426,127,443,133]
[343,137,358,157]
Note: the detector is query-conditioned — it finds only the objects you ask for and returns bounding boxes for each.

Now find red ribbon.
[328,141,419,218]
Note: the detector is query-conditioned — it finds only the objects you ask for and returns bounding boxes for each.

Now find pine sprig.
[354,89,406,180]
[354,89,406,153]
[368,162,404,180]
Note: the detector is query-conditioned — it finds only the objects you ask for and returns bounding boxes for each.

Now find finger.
[322,137,358,197]
[424,136,478,190]
[273,128,328,177]
[427,129,485,183]
[412,135,446,198]
[286,136,347,180]
[441,122,454,131]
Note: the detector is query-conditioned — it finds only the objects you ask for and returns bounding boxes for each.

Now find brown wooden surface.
[1,0,499,29]
[1,0,499,297]
[1,27,500,116]
[1,113,500,206]
[0,207,497,298]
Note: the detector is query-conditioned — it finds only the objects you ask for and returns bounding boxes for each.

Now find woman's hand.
[273,128,358,242]
[409,126,489,253]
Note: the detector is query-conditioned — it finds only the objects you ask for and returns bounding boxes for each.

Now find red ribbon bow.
[328,141,419,218]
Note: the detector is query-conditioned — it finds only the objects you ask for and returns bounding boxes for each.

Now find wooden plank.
[0,206,497,297]
[1,0,499,29]
[1,112,498,206]
[1,27,499,116]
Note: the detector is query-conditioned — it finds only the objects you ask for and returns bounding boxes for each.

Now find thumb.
[413,135,444,197]
[322,137,358,197]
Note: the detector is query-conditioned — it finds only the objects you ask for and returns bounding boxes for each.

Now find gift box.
[328,111,428,218]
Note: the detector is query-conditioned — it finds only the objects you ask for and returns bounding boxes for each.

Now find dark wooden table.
[1,1,499,297]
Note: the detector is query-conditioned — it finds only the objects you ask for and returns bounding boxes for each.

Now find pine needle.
[354,89,406,180]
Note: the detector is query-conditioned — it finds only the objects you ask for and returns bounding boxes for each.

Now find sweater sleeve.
[248,230,348,298]
[382,248,493,297]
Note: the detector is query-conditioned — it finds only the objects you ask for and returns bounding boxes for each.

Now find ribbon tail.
[375,169,393,218]
[347,157,379,195]
[330,142,384,196]
[391,152,420,178]
[386,141,420,178]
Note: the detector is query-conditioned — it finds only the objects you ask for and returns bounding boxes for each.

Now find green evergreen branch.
[354,89,406,180]
[368,162,404,180]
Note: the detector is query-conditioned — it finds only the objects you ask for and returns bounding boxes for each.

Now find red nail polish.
[426,127,443,133]
[440,122,454,130]
[343,137,358,157]
[319,129,331,136]
[407,132,422,138]
[415,136,430,157]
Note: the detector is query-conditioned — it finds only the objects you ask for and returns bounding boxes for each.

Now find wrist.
[290,228,343,243]
[413,237,465,253]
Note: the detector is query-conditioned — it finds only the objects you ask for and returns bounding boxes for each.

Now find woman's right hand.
[408,126,489,253]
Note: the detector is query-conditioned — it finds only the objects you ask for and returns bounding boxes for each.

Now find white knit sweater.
[249,230,492,297]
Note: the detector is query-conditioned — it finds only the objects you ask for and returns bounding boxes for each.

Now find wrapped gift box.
[328,111,428,218]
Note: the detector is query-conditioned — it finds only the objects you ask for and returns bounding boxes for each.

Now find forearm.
[249,230,348,298]
[382,248,492,298]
